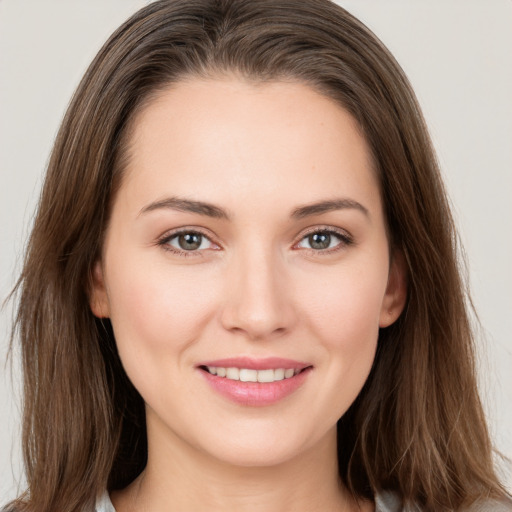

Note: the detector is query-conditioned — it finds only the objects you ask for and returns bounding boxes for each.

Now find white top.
[96,492,116,512]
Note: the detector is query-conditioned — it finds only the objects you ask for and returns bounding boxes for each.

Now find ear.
[379,250,408,328]
[89,261,110,318]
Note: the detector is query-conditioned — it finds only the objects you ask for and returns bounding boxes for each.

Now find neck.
[111,410,372,512]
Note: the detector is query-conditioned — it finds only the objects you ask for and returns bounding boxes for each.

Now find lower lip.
[198,368,312,407]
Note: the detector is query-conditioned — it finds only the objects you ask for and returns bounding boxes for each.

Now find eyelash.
[157,227,354,257]
[296,226,354,255]
[157,228,216,258]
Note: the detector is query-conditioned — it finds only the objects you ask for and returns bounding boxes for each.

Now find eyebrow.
[139,197,230,219]
[290,199,369,219]
[139,196,369,220]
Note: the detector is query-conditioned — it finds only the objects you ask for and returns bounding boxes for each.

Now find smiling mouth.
[199,366,311,383]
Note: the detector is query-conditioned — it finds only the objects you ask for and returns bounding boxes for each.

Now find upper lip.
[197,357,312,371]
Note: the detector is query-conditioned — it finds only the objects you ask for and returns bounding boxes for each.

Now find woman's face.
[90,78,406,467]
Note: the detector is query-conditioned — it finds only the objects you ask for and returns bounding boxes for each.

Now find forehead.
[119,78,380,216]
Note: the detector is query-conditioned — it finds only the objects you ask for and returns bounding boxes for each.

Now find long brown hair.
[6,1,509,510]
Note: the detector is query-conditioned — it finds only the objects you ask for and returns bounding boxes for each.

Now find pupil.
[179,233,202,250]
[310,232,330,250]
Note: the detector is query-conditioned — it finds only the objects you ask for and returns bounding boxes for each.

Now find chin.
[207,443,303,468]
[195,423,330,469]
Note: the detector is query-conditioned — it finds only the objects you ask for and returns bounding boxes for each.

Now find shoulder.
[465,497,512,512]
[2,492,117,512]
[374,491,412,512]
[374,491,512,512]
[96,491,116,512]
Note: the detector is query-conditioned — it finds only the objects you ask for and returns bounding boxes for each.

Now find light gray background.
[1,0,511,502]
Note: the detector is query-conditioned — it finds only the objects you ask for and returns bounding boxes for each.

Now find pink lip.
[196,357,313,407]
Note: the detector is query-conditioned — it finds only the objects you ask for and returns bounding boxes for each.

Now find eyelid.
[156,225,354,257]
[157,227,221,256]
[293,225,354,253]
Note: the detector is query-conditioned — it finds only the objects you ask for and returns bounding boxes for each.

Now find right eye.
[159,230,219,255]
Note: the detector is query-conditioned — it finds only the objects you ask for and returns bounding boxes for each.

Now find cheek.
[303,260,388,344]
[298,260,388,412]
[104,254,219,373]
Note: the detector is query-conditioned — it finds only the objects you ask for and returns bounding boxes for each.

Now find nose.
[220,246,297,341]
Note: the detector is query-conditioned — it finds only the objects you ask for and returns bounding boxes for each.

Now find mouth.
[198,365,310,383]
[196,357,313,406]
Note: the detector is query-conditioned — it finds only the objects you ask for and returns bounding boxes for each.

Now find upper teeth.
[206,367,299,382]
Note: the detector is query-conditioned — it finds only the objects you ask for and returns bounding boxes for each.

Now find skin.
[90,78,407,512]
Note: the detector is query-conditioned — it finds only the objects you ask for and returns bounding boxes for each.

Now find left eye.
[166,232,213,251]
[296,230,348,251]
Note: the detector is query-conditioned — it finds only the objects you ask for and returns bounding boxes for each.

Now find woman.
[4,0,511,510]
